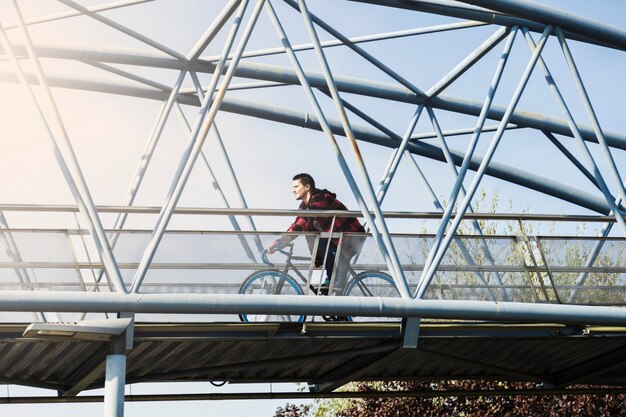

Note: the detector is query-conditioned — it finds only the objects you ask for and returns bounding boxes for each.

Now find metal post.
[415,27,518,293]
[131,0,261,292]
[415,26,550,299]
[534,237,563,304]
[522,28,626,236]
[513,235,541,302]
[103,353,126,417]
[517,220,550,301]
[5,4,127,294]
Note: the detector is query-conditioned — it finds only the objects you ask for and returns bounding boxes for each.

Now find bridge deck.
[3,322,626,395]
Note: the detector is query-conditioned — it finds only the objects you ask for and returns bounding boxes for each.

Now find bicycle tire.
[343,271,401,322]
[239,270,305,322]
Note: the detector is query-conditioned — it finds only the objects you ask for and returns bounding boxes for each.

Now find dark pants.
[316,239,351,292]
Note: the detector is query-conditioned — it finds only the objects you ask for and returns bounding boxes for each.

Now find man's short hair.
[293,173,315,189]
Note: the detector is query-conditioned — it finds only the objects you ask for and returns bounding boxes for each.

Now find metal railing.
[0,205,623,310]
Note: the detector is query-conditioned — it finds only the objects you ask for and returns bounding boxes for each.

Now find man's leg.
[330,254,351,296]
[315,239,336,295]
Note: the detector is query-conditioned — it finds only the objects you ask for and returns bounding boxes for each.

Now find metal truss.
[0,0,625,412]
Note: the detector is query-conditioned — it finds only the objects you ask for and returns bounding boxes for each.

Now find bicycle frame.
[267,242,359,296]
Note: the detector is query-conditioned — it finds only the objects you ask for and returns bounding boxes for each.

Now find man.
[268,173,365,294]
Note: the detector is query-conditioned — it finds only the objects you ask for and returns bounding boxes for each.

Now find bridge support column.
[103,337,126,417]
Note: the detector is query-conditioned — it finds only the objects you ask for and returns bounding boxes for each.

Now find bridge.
[0,0,625,415]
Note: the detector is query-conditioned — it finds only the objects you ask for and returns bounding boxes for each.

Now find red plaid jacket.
[286,189,365,261]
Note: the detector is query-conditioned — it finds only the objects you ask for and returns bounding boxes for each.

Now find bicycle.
[238,243,400,322]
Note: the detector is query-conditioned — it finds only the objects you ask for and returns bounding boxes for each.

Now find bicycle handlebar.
[261,250,274,266]
[262,243,293,266]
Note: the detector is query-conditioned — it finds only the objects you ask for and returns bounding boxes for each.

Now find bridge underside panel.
[3,323,626,392]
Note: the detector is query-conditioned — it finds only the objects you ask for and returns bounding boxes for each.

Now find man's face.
[292,179,310,201]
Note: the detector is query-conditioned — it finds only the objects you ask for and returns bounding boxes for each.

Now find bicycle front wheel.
[343,271,401,322]
[239,270,305,322]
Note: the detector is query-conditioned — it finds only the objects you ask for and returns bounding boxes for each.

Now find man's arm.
[267,216,309,253]
[267,194,337,253]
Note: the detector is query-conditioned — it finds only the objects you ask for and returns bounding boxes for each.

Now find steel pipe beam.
[186,0,242,61]
[5,387,626,403]
[56,0,184,60]
[348,0,626,51]
[0,205,619,224]
[1,0,154,30]
[2,44,624,148]
[203,20,487,63]
[0,70,616,214]
[454,0,626,51]
[284,0,425,96]
[3,291,626,326]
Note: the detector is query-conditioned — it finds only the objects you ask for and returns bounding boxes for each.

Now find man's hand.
[267,243,275,254]
[267,239,280,254]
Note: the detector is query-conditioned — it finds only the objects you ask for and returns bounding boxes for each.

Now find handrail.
[0,204,621,222]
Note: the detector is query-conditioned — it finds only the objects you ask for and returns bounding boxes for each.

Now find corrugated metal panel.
[0,322,624,394]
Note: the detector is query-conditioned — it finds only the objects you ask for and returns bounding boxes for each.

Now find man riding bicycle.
[267,173,364,295]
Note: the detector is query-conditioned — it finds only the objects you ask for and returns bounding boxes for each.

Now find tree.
[274,381,626,417]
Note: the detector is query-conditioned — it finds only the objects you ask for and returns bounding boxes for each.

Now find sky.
[0,0,625,415]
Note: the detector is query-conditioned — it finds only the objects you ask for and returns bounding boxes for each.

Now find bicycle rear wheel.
[239,270,305,322]
[343,271,401,322]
